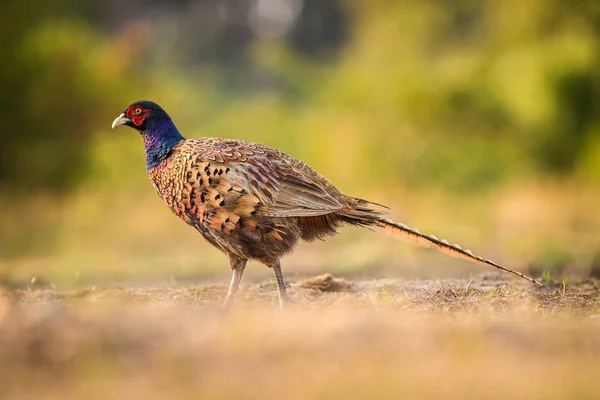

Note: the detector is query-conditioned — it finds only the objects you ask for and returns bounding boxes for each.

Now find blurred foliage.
[1,0,600,273]
[2,0,600,193]
[0,1,139,191]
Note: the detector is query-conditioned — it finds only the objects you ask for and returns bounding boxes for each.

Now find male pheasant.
[112,101,544,307]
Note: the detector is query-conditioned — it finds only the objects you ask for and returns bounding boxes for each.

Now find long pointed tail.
[375,218,545,288]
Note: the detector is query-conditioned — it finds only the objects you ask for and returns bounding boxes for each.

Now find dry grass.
[1,274,600,400]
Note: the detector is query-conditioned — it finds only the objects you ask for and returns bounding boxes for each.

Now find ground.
[1,274,600,400]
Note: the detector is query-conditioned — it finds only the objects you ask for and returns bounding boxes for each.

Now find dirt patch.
[6,273,600,314]
[1,274,599,400]
[298,273,353,292]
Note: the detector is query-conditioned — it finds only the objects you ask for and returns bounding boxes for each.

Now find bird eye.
[134,108,142,115]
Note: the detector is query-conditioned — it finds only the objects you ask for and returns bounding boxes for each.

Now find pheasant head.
[112,101,184,169]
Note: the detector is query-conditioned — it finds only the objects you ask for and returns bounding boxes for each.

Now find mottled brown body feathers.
[148,138,381,265]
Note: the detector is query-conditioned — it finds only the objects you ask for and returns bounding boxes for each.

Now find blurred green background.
[1,0,600,285]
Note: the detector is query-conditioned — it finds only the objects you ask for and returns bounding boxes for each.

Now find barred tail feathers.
[375,218,545,288]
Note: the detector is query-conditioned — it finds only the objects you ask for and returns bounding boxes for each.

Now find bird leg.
[222,256,247,309]
[270,260,290,308]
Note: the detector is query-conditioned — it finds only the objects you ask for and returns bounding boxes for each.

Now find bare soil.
[1,274,599,400]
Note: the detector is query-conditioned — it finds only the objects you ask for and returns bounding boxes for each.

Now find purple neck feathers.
[142,117,184,170]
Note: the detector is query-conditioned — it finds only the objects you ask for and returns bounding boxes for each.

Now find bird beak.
[111,113,131,129]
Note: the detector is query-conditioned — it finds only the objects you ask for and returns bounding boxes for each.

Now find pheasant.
[112,101,544,307]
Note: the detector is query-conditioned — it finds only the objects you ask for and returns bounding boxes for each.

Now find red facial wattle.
[126,106,148,127]
[131,113,147,126]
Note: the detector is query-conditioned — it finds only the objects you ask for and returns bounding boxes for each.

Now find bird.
[112,100,544,307]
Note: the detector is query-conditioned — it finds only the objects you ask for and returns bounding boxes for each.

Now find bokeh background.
[2,0,600,286]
